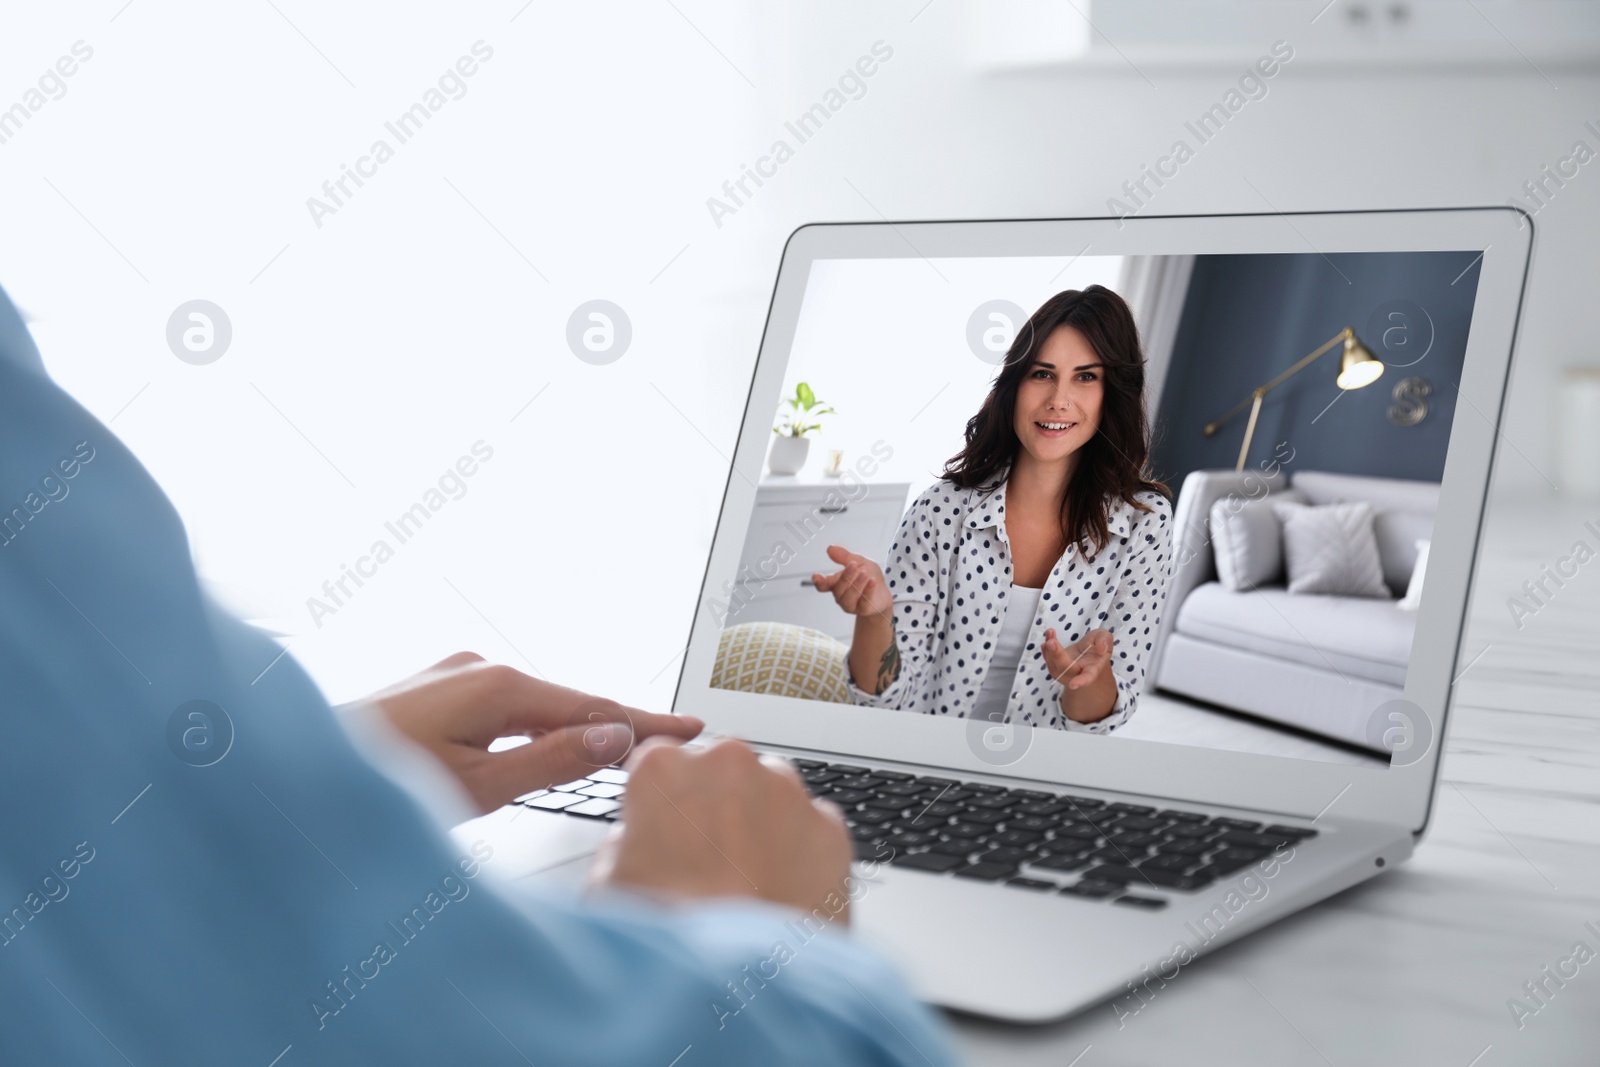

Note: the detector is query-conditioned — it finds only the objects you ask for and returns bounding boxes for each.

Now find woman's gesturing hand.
[1043,628,1118,723]
[811,544,893,619]
[358,653,703,813]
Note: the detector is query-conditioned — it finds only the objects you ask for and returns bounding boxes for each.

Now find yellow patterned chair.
[711,622,852,703]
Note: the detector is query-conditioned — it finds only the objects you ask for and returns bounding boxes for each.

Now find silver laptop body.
[458,207,1532,1022]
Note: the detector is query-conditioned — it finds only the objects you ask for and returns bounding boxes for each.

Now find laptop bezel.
[671,208,1533,835]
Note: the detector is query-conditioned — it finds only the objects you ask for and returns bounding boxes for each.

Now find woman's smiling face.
[1011,325,1104,467]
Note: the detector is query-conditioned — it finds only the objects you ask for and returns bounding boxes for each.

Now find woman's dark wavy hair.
[943,284,1168,559]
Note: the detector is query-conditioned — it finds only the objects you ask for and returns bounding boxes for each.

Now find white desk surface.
[946,491,1600,1066]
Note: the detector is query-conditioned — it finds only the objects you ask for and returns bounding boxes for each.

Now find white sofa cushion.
[1155,632,1400,751]
[1373,511,1434,595]
[1272,500,1390,598]
[1172,581,1415,686]
[1397,539,1430,612]
[1209,488,1305,592]
[1292,471,1439,595]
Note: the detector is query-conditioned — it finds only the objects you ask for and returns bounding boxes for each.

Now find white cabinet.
[725,475,911,643]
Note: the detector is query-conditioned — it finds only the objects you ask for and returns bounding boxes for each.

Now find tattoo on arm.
[874,627,901,695]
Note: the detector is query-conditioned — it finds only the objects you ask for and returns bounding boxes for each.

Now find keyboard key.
[837,775,886,790]
[551,780,589,793]
[912,802,964,819]
[873,770,915,782]
[1167,824,1218,839]
[1062,795,1107,810]
[1114,895,1168,911]
[828,764,868,773]
[1009,815,1060,833]
[850,824,886,842]
[588,768,630,785]
[916,776,960,789]
[965,794,1020,810]
[887,831,938,849]
[513,790,548,804]
[862,796,919,812]
[1112,816,1168,833]
[1159,809,1207,823]
[791,759,825,771]
[1060,880,1120,899]
[1264,824,1319,839]
[821,788,873,805]
[876,782,929,797]
[993,829,1045,848]
[802,770,842,786]
[1216,830,1296,851]
[1106,831,1163,849]
[1037,840,1094,859]
[1016,801,1071,817]
[1139,854,1194,873]
[1209,817,1263,832]
[1209,848,1266,875]
[963,782,1007,794]
[1109,802,1157,815]
[1029,854,1090,873]
[566,798,620,818]
[854,839,889,861]
[1156,839,1211,857]
[525,792,584,810]
[578,782,626,799]
[1009,789,1056,801]
[891,851,964,873]
[978,847,1033,866]
[955,862,1018,881]
[1081,865,1213,891]
[943,822,991,840]
[1086,845,1133,862]
[961,810,1008,826]
[1052,824,1102,841]
[929,841,980,857]
[851,809,900,826]
[1007,877,1058,891]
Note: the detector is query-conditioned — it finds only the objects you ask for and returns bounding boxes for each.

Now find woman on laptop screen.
[811,285,1173,732]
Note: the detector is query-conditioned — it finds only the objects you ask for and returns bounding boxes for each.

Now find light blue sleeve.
[0,286,960,1067]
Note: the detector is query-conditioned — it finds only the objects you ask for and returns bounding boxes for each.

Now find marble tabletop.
[947,489,1600,1066]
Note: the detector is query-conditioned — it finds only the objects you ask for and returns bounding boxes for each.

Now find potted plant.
[768,382,834,475]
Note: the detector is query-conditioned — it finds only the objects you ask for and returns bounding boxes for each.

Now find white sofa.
[1153,469,1438,751]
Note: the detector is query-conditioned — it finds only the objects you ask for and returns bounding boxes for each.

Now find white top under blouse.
[846,473,1174,733]
[969,584,1042,724]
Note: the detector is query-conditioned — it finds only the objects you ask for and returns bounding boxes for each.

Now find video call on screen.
[708,249,1482,768]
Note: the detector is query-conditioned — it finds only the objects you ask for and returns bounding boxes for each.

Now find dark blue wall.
[1149,250,1483,490]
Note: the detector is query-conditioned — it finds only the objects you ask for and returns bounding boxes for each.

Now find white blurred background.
[3,0,1597,708]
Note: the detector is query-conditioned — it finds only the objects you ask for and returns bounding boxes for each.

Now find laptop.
[455,208,1532,1022]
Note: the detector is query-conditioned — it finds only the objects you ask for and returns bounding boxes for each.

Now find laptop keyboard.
[511,758,1317,910]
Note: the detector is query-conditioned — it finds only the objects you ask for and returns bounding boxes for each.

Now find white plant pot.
[767,435,811,475]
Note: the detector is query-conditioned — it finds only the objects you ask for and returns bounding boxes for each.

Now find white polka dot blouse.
[846,474,1174,733]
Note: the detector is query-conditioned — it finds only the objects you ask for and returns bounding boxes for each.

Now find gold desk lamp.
[1202,327,1384,472]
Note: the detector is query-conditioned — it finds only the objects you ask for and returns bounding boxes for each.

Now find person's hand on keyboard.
[358,652,703,813]
[593,737,854,922]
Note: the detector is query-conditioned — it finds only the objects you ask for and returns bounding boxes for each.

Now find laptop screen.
[705,247,1484,769]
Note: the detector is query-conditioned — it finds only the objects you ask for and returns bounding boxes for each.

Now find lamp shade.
[1335,331,1384,390]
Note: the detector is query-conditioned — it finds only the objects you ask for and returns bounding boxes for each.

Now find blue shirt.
[0,286,958,1066]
